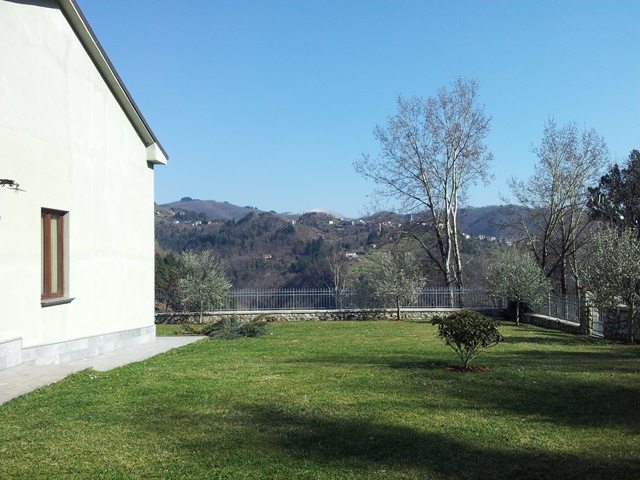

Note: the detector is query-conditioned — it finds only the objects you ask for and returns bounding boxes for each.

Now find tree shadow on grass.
[387,359,451,370]
[388,349,640,432]
[463,373,638,430]
[502,331,594,346]
[492,348,640,373]
[285,348,640,431]
[166,404,640,479]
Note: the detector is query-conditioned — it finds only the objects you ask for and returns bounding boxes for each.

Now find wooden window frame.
[41,208,66,300]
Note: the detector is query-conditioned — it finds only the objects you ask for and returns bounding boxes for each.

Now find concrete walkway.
[0,336,206,405]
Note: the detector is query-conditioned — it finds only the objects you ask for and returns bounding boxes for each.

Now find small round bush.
[431,310,503,369]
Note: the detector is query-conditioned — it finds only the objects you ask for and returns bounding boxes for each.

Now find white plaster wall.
[0,0,156,347]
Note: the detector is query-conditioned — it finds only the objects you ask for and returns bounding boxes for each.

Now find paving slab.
[0,336,206,405]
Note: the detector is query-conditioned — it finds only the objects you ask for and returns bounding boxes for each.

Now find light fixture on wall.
[0,179,24,191]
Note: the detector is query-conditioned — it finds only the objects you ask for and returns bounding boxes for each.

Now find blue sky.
[79,0,639,218]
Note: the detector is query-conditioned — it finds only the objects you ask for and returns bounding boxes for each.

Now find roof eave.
[57,0,169,164]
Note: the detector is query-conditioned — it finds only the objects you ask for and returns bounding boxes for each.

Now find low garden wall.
[157,301,639,342]
[521,313,582,334]
[155,307,505,324]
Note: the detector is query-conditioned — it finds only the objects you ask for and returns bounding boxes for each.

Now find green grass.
[155,323,210,336]
[2,321,639,479]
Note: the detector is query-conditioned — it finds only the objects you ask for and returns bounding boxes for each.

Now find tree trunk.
[560,257,568,295]
[444,229,454,307]
[515,301,520,326]
[396,299,401,321]
[629,302,634,344]
[451,214,464,306]
[451,210,464,289]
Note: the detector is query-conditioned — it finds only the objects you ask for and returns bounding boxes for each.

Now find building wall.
[0,1,155,353]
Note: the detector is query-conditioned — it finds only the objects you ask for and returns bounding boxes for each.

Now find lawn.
[1,321,639,479]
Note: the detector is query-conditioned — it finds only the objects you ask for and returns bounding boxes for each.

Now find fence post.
[579,289,591,335]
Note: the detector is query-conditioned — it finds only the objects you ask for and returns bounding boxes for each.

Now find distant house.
[0,0,167,369]
[345,252,358,259]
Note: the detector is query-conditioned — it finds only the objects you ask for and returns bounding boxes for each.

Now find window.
[41,209,66,300]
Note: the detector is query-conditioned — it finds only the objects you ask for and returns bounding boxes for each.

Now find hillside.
[155,199,523,289]
[161,197,261,220]
[155,207,381,289]
[458,205,526,239]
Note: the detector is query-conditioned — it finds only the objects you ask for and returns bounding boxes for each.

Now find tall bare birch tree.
[317,243,352,309]
[507,119,607,294]
[355,77,492,293]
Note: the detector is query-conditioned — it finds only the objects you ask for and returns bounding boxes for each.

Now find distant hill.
[360,206,524,240]
[154,199,530,288]
[159,197,526,238]
[161,198,261,220]
[155,208,379,289]
[458,205,526,240]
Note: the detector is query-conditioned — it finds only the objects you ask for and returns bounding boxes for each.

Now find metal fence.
[219,287,501,311]
[530,293,582,324]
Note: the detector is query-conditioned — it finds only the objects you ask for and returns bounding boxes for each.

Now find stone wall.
[598,308,640,342]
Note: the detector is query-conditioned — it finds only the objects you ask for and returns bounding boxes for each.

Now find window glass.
[41,215,45,296]
[41,209,66,300]
[50,216,59,293]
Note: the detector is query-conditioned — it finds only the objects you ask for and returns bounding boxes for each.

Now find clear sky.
[78,0,639,218]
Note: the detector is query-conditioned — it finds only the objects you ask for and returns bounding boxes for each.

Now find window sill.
[41,297,75,308]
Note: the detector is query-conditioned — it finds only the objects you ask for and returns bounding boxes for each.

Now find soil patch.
[444,365,491,373]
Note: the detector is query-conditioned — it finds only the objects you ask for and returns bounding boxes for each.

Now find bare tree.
[507,119,608,294]
[355,77,492,297]
[318,243,353,309]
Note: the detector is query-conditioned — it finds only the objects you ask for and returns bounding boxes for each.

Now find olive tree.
[355,77,492,296]
[177,249,231,323]
[487,248,550,325]
[585,228,640,343]
[364,250,425,320]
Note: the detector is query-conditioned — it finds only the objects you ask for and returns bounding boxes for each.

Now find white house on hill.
[0,0,167,369]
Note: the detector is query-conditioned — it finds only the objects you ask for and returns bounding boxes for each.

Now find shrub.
[431,310,503,369]
[203,316,268,339]
[179,323,215,335]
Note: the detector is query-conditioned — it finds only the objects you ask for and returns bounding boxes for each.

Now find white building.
[0,0,167,369]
